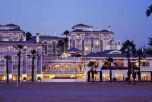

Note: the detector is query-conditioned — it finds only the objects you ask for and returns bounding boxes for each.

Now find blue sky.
[0,0,152,48]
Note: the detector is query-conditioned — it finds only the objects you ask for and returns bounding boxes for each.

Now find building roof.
[72,24,93,29]
[85,50,152,58]
[39,35,64,39]
[67,48,82,54]
[5,24,19,26]
[0,23,23,31]
[0,41,43,45]
[71,29,114,34]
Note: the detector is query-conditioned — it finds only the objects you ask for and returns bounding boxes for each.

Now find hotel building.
[68,24,121,55]
[0,24,44,81]
[0,24,152,82]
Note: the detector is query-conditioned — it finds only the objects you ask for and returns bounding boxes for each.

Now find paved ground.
[0,82,152,102]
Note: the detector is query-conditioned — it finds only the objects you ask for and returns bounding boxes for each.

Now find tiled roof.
[71,29,114,34]
[0,41,43,45]
[5,24,19,26]
[67,48,82,53]
[32,36,64,40]
[85,50,152,58]
[72,24,92,28]
[0,29,23,31]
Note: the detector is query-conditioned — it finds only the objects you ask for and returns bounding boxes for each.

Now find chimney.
[108,26,111,32]
[36,33,40,43]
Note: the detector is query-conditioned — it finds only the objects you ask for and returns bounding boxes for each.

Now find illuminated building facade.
[0,24,152,82]
[68,24,121,55]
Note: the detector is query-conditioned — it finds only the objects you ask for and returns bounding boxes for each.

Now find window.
[142,62,150,67]
[2,38,9,41]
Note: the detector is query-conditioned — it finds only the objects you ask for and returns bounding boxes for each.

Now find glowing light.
[37,74,42,78]
[85,47,88,51]
[96,41,99,45]
[9,74,12,78]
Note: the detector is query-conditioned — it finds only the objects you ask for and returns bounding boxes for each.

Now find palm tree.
[30,49,38,83]
[148,38,152,47]
[107,57,114,82]
[146,4,152,17]
[62,30,70,38]
[136,49,144,82]
[17,44,24,84]
[25,32,32,41]
[87,61,98,83]
[4,55,11,83]
[62,30,70,51]
[121,40,136,83]
[57,40,65,54]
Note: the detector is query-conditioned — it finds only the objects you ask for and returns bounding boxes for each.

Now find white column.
[75,39,76,48]
[124,59,128,67]
[68,37,71,49]
[99,59,104,71]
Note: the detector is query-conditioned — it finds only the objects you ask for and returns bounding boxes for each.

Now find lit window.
[85,47,89,51]
[96,41,99,45]
[2,38,9,41]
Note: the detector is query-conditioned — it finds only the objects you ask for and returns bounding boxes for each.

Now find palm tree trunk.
[32,55,35,83]
[18,51,21,84]
[91,66,94,84]
[138,57,141,82]
[128,58,131,84]
[110,67,112,82]
[100,70,102,82]
[132,69,136,84]
[87,71,90,82]
[6,59,9,83]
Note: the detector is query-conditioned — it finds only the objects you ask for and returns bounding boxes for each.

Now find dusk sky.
[0,0,152,48]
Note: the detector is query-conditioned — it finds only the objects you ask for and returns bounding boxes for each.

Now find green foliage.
[62,30,70,38]
[148,38,152,46]
[57,40,65,53]
[63,38,68,51]
[31,49,37,54]
[145,47,152,55]
[146,4,152,17]
[87,61,96,67]
[4,55,11,60]
[26,32,32,40]
[121,40,136,57]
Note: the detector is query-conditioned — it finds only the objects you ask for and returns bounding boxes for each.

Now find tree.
[145,47,152,55]
[87,61,98,83]
[4,55,11,83]
[26,32,32,40]
[62,30,70,38]
[146,4,152,17]
[107,57,114,82]
[56,40,65,54]
[16,44,24,84]
[136,49,144,82]
[63,38,69,51]
[30,49,38,83]
[62,30,70,51]
[148,38,152,47]
[121,40,136,83]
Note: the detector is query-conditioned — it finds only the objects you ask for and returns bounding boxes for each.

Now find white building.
[68,24,121,55]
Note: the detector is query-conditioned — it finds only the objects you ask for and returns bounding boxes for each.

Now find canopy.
[67,47,82,54]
